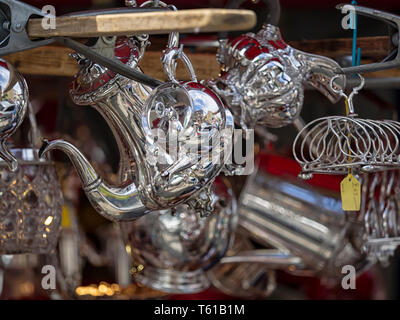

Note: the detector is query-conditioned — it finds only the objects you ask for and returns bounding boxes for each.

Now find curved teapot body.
[208,24,344,128]
[41,36,234,220]
[120,178,237,293]
[0,59,28,171]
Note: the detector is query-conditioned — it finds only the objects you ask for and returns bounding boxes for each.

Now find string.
[348,1,359,177]
[345,98,353,176]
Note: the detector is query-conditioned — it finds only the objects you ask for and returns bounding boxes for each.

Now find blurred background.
[1,0,399,300]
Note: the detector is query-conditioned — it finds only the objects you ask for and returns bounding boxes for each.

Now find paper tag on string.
[340,174,361,211]
[61,205,71,228]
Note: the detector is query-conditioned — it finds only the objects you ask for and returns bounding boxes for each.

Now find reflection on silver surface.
[238,170,369,278]
[40,35,234,221]
[293,75,400,178]
[219,249,305,269]
[56,204,82,298]
[207,235,277,299]
[120,179,237,293]
[99,224,133,288]
[360,171,400,264]
[208,24,344,128]
[0,59,28,171]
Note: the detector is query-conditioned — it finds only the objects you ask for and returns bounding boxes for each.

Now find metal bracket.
[0,0,164,88]
[0,0,55,56]
[336,3,400,74]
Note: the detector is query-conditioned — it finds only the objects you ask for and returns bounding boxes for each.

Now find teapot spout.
[302,53,346,104]
[39,139,149,221]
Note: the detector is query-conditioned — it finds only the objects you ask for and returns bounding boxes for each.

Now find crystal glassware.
[0,148,63,254]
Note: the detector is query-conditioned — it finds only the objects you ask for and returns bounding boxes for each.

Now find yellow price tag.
[61,205,72,228]
[340,174,361,211]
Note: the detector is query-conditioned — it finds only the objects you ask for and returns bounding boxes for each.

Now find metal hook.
[347,73,365,108]
[336,4,400,74]
[140,0,179,48]
[330,74,364,115]
[330,75,348,100]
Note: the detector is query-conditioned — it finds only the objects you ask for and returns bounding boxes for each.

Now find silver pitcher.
[237,169,370,278]
[40,33,234,221]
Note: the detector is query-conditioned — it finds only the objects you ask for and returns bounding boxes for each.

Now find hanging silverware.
[207,24,345,129]
[359,170,400,265]
[0,148,62,254]
[293,74,400,179]
[237,168,370,279]
[40,13,234,220]
[120,178,237,294]
[0,147,62,255]
[0,59,28,171]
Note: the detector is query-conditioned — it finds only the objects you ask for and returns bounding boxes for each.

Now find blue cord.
[351,0,358,67]
[356,47,361,67]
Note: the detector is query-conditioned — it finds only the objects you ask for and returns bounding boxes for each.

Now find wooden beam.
[289,36,390,58]
[6,46,77,77]
[5,46,220,80]
[3,36,395,80]
[27,9,256,38]
[141,52,220,81]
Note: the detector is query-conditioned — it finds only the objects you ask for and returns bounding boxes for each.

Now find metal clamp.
[0,0,164,88]
[0,0,55,55]
[337,3,400,74]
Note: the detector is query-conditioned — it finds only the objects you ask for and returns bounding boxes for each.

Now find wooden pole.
[27,9,256,38]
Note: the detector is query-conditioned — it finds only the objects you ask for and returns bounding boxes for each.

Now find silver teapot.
[120,178,237,293]
[0,59,28,171]
[40,34,234,221]
[208,24,344,128]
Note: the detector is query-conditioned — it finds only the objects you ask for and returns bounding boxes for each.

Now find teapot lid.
[70,36,146,105]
